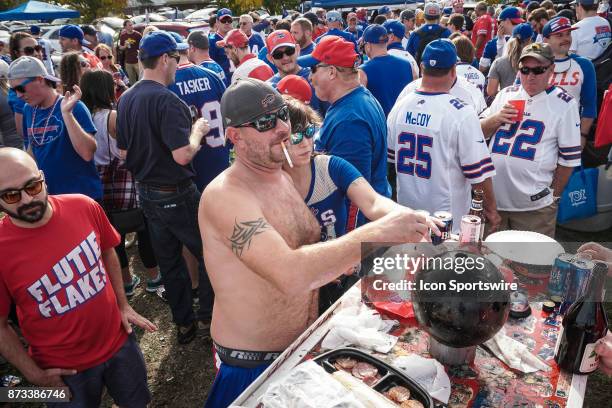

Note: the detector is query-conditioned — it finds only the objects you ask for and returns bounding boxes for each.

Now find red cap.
[297,35,359,69]
[217,29,249,48]
[277,75,312,104]
[266,30,297,53]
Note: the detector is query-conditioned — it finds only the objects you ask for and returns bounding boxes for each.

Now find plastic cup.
[508,100,525,122]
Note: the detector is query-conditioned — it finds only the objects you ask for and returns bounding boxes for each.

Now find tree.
[0,0,19,12]
[216,0,301,17]
[56,0,126,22]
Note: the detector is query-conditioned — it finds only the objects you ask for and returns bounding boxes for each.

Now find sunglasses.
[0,175,45,204]
[237,105,289,132]
[239,21,249,26]
[99,55,112,60]
[21,45,42,55]
[311,63,331,74]
[167,53,180,63]
[272,46,296,60]
[290,123,316,145]
[519,65,551,75]
[10,77,36,93]
[220,18,233,24]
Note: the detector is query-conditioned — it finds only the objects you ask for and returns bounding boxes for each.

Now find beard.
[1,199,48,223]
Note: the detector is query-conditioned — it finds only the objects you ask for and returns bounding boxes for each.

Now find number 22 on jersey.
[491,119,545,161]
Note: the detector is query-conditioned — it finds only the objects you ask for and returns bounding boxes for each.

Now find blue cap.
[383,20,405,39]
[421,39,457,69]
[512,23,534,41]
[139,31,178,60]
[30,25,41,35]
[363,24,389,44]
[378,6,391,15]
[498,7,524,23]
[217,8,232,19]
[326,11,342,23]
[59,25,84,44]
[443,7,453,16]
[169,32,189,51]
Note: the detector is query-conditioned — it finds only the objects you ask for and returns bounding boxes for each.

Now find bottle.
[554,263,609,374]
[468,189,485,242]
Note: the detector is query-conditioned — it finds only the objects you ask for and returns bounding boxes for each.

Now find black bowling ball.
[412,251,510,348]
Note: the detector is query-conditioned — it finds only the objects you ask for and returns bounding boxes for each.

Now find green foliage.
[215,0,301,17]
[0,0,19,12]
[56,0,126,22]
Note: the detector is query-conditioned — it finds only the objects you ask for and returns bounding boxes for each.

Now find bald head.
[0,148,40,189]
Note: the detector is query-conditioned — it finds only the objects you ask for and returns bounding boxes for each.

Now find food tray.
[313,348,434,408]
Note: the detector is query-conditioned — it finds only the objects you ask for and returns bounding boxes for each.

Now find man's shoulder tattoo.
[228,217,269,257]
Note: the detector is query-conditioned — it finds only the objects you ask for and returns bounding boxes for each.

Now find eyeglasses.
[239,21,249,26]
[99,55,112,60]
[21,45,42,55]
[167,53,180,63]
[519,65,551,75]
[0,175,45,204]
[10,77,36,94]
[271,46,296,60]
[311,63,332,74]
[220,18,233,24]
[290,123,316,145]
[237,105,289,132]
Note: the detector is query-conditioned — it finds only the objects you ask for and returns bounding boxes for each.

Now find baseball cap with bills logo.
[217,29,249,48]
[424,2,441,18]
[326,11,342,23]
[384,20,406,39]
[363,24,389,44]
[139,31,178,60]
[266,30,297,53]
[217,8,232,19]
[498,7,524,23]
[542,17,578,38]
[221,78,285,128]
[8,56,59,82]
[297,35,359,69]
[421,39,457,69]
[277,74,312,104]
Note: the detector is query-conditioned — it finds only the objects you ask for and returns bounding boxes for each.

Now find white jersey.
[482,85,582,211]
[397,76,487,114]
[570,16,612,60]
[549,55,598,119]
[387,91,495,233]
[456,62,486,92]
[388,47,420,78]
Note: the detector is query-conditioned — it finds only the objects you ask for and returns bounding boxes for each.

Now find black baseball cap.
[221,79,285,128]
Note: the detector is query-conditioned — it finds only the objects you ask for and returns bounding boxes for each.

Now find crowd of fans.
[0,1,611,407]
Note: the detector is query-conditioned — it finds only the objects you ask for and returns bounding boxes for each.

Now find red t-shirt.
[0,194,125,371]
[471,14,496,59]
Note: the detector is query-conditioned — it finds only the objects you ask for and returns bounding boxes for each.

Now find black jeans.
[114,219,158,270]
[137,182,213,326]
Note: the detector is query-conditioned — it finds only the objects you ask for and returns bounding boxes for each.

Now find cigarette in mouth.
[282,141,293,168]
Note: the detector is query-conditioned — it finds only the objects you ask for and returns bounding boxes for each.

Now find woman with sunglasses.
[95,44,129,98]
[281,96,410,313]
[59,51,90,94]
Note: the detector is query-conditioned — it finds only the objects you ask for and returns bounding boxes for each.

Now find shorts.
[204,361,270,408]
[47,334,150,408]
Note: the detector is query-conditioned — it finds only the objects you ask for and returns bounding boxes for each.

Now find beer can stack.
[547,253,596,314]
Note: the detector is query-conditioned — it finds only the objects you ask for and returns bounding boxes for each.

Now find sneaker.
[146,274,163,293]
[192,287,199,305]
[124,275,141,297]
[177,322,197,344]
[155,286,168,302]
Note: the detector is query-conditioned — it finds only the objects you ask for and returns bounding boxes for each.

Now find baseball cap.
[169,32,189,51]
[378,6,391,15]
[217,29,249,48]
[363,24,389,44]
[265,30,297,53]
[498,7,524,23]
[277,74,312,104]
[221,78,285,128]
[326,11,342,23]
[519,42,554,64]
[187,31,209,49]
[543,17,578,38]
[383,20,405,39]
[424,3,441,18]
[59,25,86,44]
[30,25,41,35]
[8,56,59,82]
[139,31,178,60]
[400,9,415,21]
[512,23,534,41]
[217,8,232,19]
[421,39,457,69]
[297,35,359,68]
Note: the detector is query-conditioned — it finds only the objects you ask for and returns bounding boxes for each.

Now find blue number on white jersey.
[491,120,545,161]
[396,132,433,178]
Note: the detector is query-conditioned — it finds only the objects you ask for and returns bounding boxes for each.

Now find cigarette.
[281,141,293,168]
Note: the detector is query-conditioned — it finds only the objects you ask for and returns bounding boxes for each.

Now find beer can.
[459,215,481,243]
[431,211,453,245]
[560,259,594,314]
[548,253,574,297]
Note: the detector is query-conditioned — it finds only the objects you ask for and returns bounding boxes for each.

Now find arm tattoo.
[228,218,269,257]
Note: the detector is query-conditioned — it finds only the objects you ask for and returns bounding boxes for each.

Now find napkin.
[391,354,451,404]
[483,328,551,373]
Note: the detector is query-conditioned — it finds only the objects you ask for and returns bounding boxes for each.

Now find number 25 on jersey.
[396,132,433,179]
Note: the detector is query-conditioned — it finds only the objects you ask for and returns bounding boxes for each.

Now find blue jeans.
[137,182,213,326]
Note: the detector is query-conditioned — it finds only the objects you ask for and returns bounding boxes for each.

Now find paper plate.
[484,230,564,266]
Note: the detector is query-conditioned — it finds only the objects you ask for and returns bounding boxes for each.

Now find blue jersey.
[257,46,278,74]
[23,98,102,199]
[316,28,358,52]
[248,32,265,55]
[200,59,228,87]
[307,155,362,241]
[360,54,413,116]
[268,67,324,115]
[301,42,315,56]
[315,86,390,228]
[169,63,229,190]
[209,32,232,82]
[406,24,451,58]
[345,27,363,40]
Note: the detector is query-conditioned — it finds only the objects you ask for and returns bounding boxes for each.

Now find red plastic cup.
[508,100,525,122]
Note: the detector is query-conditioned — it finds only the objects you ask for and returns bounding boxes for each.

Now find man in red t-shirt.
[471,1,496,59]
[0,148,156,407]
[119,19,142,85]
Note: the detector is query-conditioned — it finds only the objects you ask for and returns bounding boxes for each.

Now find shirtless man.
[200,79,439,408]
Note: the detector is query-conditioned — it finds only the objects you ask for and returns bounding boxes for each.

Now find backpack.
[584,43,612,166]
[592,41,612,111]
[415,26,446,66]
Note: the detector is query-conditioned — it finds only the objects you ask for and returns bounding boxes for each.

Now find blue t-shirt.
[360,54,413,116]
[307,155,362,241]
[268,67,324,115]
[209,32,232,82]
[258,46,278,73]
[8,89,25,114]
[315,86,390,227]
[168,64,229,191]
[200,60,228,87]
[248,33,265,55]
[406,24,451,57]
[345,27,364,40]
[23,98,102,199]
[301,42,315,56]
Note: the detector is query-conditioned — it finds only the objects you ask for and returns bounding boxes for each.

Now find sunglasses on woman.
[99,55,112,60]
[21,45,42,55]
[518,65,551,76]
[271,47,296,60]
[290,123,316,145]
[0,174,45,204]
[237,105,289,132]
